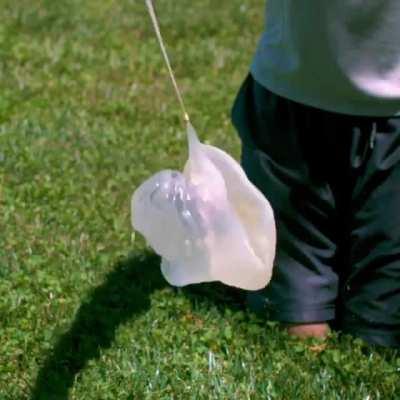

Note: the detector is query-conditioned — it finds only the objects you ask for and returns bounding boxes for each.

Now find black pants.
[231,74,400,348]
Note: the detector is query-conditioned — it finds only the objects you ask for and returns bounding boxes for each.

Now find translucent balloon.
[132,124,276,290]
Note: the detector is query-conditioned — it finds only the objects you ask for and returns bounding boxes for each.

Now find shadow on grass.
[181,281,247,314]
[31,251,166,400]
[31,251,254,400]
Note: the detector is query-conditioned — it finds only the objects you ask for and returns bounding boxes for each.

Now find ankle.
[285,322,330,339]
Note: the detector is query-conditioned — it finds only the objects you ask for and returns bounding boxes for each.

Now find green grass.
[0,0,399,399]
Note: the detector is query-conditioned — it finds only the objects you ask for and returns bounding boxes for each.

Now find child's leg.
[231,75,341,329]
[336,117,400,348]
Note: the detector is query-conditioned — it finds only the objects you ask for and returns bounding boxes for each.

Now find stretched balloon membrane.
[132,123,276,290]
[132,0,276,290]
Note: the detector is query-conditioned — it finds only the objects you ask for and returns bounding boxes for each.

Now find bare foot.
[286,323,330,339]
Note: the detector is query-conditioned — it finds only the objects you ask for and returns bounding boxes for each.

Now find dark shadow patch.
[179,281,246,313]
[32,251,165,400]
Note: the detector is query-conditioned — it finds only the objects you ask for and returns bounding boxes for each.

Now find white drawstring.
[370,122,377,149]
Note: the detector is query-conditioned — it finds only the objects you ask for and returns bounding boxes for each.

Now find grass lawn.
[0,0,399,398]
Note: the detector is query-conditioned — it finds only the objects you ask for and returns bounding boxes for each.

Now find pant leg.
[337,117,400,348]
[231,74,339,323]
